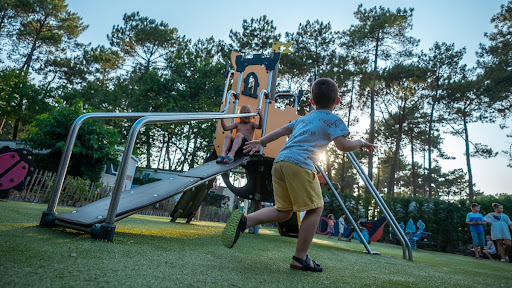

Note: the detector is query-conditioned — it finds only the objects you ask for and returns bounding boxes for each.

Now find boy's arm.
[254,108,263,129]
[220,119,237,131]
[333,135,376,153]
[243,124,292,155]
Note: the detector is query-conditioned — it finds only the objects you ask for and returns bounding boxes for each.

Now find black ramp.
[55,156,248,227]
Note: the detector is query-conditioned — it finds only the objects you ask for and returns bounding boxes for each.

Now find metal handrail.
[347,152,413,261]
[221,90,236,114]
[316,165,374,255]
[42,111,224,214]
[275,92,298,109]
[104,113,258,226]
[222,70,235,104]
[261,71,273,139]
[231,71,244,124]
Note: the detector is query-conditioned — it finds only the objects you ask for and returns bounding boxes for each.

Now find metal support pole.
[222,70,234,104]
[100,112,257,241]
[316,165,374,255]
[346,152,413,261]
[261,71,273,139]
[231,72,244,123]
[221,91,236,114]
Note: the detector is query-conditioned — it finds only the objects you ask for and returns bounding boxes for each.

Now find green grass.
[1,200,512,287]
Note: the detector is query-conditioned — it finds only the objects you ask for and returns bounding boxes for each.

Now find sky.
[66,0,511,195]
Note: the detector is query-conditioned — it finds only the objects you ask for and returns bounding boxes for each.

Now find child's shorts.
[272,161,323,212]
[471,231,485,247]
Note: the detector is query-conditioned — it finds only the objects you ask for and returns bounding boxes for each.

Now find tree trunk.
[423,148,427,197]
[463,116,474,200]
[340,77,356,194]
[21,38,39,72]
[188,126,200,168]
[387,127,403,196]
[367,34,380,193]
[427,99,437,198]
[156,133,165,169]
[0,117,5,133]
[387,104,406,196]
[12,118,20,140]
[180,124,192,171]
[145,130,152,168]
[410,136,417,197]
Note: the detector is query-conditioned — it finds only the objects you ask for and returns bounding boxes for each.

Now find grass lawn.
[1,200,512,287]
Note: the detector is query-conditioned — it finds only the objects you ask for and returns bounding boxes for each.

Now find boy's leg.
[292,206,323,266]
[246,207,293,227]
[220,133,233,157]
[471,232,481,258]
[222,207,292,248]
[227,133,244,159]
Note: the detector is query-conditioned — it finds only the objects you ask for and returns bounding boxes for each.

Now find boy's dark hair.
[471,203,480,209]
[311,78,339,109]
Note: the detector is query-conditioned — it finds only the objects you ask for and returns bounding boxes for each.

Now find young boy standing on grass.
[221,78,375,272]
[337,214,347,241]
[466,203,486,259]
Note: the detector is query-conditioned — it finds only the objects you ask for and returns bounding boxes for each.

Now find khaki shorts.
[272,161,324,212]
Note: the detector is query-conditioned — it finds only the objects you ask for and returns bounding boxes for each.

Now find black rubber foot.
[39,211,57,227]
[0,190,9,199]
[97,223,116,242]
[90,224,101,239]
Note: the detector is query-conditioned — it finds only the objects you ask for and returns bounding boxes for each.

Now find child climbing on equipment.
[327,214,335,239]
[221,78,375,272]
[216,106,262,164]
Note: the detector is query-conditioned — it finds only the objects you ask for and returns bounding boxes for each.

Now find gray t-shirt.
[274,110,350,171]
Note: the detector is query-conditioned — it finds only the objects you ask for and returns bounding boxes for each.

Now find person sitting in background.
[483,235,497,260]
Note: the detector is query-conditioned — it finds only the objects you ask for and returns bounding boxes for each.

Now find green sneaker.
[222,209,247,248]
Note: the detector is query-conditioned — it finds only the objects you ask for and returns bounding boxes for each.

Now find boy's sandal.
[290,255,323,272]
[221,209,247,248]
[223,155,234,164]
[216,156,225,163]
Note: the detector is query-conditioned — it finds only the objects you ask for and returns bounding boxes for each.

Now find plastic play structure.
[317,216,388,243]
[0,146,35,199]
[38,46,413,261]
[400,219,431,249]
